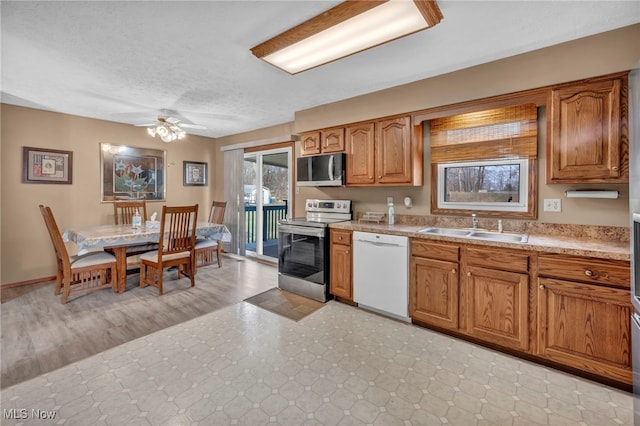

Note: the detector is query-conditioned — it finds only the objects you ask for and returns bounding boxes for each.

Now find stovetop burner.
[279,199,352,227]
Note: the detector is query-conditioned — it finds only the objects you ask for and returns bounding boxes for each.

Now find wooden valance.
[430,103,538,163]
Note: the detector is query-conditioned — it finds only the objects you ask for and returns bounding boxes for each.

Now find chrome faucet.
[471,213,478,229]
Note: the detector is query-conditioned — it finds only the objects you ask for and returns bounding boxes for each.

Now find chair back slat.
[209,201,227,224]
[113,200,147,225]
[158,205,198,255]
[39,205,70,269]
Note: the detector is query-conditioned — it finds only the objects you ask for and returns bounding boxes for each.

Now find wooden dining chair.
[111,200,158,260]
[113,200,148,225]
[139,204,198,295]
[39,205,118,304]
[195,201,227,268]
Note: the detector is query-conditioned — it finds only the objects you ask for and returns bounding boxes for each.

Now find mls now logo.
[3,409,57,420]
[3,409,28,419]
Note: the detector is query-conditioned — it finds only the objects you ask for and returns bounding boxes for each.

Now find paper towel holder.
[564,189,619,199]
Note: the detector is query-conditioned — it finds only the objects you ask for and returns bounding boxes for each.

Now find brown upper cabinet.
[299,127,345,156]
[346,115,422,186]
[547,73,628,183]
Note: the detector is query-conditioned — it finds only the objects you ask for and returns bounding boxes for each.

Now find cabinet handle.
[584,269,594,277]
[539,284,545,289]
[346,250,350,255]
[467,272,472,277]
[451,269,456,274]
[612,166,619,171]
[378,176,382,179]
[338,236,343,240]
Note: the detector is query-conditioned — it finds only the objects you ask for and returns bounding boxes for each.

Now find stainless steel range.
[277,199,352,302]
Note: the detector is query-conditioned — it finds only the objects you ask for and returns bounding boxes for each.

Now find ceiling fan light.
[177,130,186,139]
[161,132,174,143]
[156,126,169,137]
[147,127,156,137]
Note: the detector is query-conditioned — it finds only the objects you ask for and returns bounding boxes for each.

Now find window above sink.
[435,158,529,214]
[428,103,539,219]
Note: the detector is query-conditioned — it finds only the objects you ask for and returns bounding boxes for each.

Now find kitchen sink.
[418,227,474,237]
[418,227,528,243]
[467,231,529,243]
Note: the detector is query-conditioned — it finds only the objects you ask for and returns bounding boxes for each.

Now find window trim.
[431,158,538,219]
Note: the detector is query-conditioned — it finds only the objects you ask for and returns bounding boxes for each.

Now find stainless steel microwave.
[296,153,345,187]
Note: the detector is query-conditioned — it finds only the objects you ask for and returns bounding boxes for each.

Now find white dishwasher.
[353,231,409,322]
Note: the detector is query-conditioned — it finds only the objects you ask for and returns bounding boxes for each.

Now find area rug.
[243,287,326,321]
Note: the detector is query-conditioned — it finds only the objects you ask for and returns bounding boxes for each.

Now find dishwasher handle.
[355,239,403,248]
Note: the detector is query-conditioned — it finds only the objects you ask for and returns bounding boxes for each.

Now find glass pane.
[444,164,521,203]
[262,152,289,259]
[243,157,258,254]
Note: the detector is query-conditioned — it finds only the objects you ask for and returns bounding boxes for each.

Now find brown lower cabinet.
[464,246,531,351]
[410,240,460,329]
[537,254,633,385]
[408,238,632,387]
[465,266,530,351]
[330,229,353,301]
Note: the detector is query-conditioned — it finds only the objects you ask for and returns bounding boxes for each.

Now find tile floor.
[1,301,634,425]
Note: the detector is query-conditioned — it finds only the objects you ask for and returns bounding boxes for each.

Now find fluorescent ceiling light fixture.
[251,0,443,74]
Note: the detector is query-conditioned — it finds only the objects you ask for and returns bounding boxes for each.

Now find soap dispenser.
[132,209,142,229]
[387,196,395,225]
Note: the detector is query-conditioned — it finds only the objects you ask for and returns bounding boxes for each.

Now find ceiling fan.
[136,116,207,143]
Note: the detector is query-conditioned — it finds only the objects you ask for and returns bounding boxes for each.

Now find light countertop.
[330,221,630,261]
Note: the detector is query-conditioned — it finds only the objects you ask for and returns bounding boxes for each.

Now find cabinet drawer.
[466,247,529,273]
[331,229,352,245]
[411,240,459,262]
[538,255,630,288]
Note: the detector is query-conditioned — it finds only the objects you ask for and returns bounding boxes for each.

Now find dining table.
[62,222,232,293]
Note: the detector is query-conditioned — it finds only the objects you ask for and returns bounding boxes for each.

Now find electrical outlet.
[543,198,561,212]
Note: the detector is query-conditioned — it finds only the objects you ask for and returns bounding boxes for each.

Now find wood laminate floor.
[0,255,277,389]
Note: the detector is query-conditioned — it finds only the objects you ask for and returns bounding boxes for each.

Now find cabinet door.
[300,132,321,156]
[346,122,375,185]
[538,277,632,384]
[375,116,412,184]
[321,127,345,153]
[410,256,459,330]
[548,78,623,183]
[465,266,529,350]
[330,242,352,300]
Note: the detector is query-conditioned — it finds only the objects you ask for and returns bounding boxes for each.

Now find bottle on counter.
[387,197,395,225]
[132,209,142,229]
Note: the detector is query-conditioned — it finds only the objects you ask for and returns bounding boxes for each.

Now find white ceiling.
[2,1,639,139]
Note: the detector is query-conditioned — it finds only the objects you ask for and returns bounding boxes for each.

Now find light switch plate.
[543,198,561,212]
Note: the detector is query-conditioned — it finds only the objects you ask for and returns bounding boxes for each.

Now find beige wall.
[3,24,639,284]
[1,105,217,284]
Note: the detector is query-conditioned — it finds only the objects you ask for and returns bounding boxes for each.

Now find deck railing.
[245,203,287,244]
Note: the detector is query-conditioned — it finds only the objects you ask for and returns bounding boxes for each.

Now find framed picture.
[183,161,208,186]
[22,146,73,184]
[100,143,166,202]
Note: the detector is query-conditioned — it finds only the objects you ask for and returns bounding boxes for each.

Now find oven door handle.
[278,224,325,238]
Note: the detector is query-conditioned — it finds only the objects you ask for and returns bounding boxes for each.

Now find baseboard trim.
[1,276,56,289]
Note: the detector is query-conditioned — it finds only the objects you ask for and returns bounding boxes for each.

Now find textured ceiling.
[2,1,640,139]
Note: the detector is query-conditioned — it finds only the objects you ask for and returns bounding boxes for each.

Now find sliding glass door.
[244,147,291,261]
